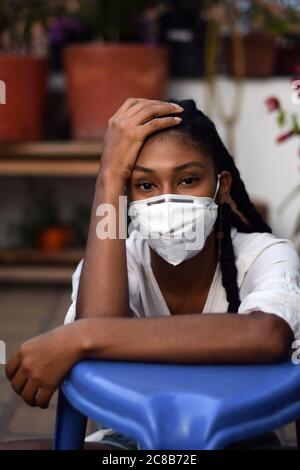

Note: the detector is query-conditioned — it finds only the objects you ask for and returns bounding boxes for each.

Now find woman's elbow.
[262,313,294,363]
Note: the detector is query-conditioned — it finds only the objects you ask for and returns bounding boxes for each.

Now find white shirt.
[65,226,300,340]
[64,226,300,443]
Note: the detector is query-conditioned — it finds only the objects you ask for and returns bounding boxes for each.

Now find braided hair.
[142,98,272,313]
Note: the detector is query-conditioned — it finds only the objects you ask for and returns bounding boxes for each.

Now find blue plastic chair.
[53,358,300,450]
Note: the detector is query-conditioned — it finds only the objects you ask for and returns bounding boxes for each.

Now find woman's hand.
[100,98,184,184]
[5,321,86,409]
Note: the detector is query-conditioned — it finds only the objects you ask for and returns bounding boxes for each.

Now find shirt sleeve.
[238,239,300,340]
[64,258,84,325]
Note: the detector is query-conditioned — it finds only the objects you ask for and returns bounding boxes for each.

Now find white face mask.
[128,174,221,266]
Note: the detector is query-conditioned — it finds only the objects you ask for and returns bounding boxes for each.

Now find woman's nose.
[159,184,177,195]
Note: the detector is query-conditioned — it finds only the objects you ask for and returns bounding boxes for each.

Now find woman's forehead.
[136,134,211,168]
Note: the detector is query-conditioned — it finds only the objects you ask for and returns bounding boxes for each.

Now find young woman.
[2,98,300,450]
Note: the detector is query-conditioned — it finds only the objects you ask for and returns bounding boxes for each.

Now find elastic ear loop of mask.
[213,174,221,203]
[124,183,132,237]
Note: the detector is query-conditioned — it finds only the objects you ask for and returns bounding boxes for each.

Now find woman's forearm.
[79,311,293,364]
[75,172,131,320]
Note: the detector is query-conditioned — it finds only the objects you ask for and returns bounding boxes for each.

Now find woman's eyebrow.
[173,161,205,172]
[133,161,205,174]
[133,165,155,174]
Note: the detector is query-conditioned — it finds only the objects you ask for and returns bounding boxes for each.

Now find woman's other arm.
[5,311,293,408]
[80,310,294,364]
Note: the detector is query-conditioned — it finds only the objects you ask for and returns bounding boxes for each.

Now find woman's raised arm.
[74,98,184,319]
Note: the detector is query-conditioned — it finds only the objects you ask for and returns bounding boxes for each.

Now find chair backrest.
[56,358,300,449]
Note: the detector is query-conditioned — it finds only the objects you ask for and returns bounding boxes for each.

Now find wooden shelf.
[0,141,96,281]
[0,248,84,264]
[0,248,84,284]
[0,265,76,284]
[0,140,103,157]
[0,140,103,176]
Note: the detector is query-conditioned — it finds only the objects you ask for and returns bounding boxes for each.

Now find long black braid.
[144,98,272,313]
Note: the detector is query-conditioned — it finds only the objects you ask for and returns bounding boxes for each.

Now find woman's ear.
[217,171,232,204]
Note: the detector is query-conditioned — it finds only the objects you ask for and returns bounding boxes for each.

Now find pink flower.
[265,97,280,112]
[276,130,294,143]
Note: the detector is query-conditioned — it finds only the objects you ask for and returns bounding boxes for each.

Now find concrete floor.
[0,285,298,447]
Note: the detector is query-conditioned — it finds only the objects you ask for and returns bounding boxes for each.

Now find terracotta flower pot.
[38,225,72,252]
[223,34,277,78]
[0,54,47,141]
[63,42,170,139]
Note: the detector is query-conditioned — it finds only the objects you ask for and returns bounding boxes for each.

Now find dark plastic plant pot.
[223,33,277,78]
[275,35,300,76]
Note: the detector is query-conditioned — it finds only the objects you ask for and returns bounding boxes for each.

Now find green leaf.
[291,113,300,134]
[277,109,286,128]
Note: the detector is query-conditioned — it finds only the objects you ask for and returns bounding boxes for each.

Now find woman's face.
[128,134,231,203]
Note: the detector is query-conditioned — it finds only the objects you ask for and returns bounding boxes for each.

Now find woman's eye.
[135,182,155,191]
[180,176,200,186]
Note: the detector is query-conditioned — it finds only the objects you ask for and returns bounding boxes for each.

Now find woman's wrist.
[74,317,106,359]
[62,319,95,361]
[97,167,128,194]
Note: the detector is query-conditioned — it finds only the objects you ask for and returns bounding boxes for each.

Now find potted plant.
[156,0,207,78]
[265,73,300,253]
[0,0,51,141]
[11,186,73,252]
[203,0,300,78]
[60,0,170,139]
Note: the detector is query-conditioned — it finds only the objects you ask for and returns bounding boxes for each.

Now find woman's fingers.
[19,378,54,408]
[20,380,40,407]
[5,353,20,381]
[35,387,53,409]
[124,99,173,118]
[114,97,151,117]
[140,115,182,135]
[10,368,28,394]
[116,97,167,118]
[129,101,183,124]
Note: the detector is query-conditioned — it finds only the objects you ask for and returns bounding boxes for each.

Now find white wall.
[166,78,300,241]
